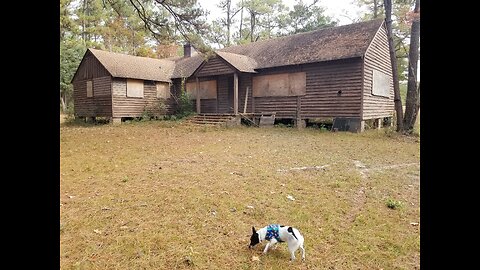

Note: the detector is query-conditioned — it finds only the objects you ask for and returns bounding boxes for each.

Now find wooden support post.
[196,77,200,114]
[234,73,239,115]
[376,118,382,129]
[296,96,303,129]
[243,86,249,114]
[251,86,255,114]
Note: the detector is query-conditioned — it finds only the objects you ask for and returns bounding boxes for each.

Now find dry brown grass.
[60,120,420,270]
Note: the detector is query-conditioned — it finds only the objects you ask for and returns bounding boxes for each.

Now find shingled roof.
[219,19,384,70]
[76,19,384,81]
[88,48,175,82]
[216,51,257,73]
[171,54,205,78]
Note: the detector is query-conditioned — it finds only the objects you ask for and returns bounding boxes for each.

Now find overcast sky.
[198,0,364,25]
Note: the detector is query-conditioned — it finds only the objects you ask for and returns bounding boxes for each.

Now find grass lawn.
[60,120,420,269]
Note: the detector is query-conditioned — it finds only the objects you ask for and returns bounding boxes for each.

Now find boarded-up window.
[253,72,306,97]
[372,70,390,97]
[186,80,217,100]
[86,80,93,97]
[157,82,171,99]
[127,79,144,98]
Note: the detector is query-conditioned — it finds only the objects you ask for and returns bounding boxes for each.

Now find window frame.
[126,79,144,98]
[86,80,93,98]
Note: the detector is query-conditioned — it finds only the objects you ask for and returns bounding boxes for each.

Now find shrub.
[386,198,402,209]
[174,78,194,118]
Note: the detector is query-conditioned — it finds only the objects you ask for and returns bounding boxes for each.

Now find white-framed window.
[156,82,171,99]
[372,70,391,97]
[127,79,144,98]
[86,80,93,97]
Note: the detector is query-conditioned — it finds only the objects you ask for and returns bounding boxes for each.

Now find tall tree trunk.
[239,1,244,40]
[250,11,255,42]
[82,0,87,42]
[410,81,420,127]
[373,0,378,18]
[384,0,403,132]
[403,0,420,132]
[226,0,231,46]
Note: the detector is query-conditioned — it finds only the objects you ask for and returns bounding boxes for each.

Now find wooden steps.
[189,113,236,126]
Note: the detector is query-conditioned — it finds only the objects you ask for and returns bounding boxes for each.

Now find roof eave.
[253,55,365,71]
[112,75,172,83]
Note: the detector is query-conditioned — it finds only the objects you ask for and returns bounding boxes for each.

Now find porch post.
[196,77,200,113]
[234,72,239,115]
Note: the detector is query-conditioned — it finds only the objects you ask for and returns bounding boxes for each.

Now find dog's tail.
[287,227,298,240]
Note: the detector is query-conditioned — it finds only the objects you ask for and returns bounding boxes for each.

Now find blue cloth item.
[265,224,284,242]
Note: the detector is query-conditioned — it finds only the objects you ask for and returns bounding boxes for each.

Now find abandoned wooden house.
[71,48,180,123]
[72,18,393,131]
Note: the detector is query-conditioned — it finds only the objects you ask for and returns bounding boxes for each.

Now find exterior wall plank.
[112,78,175,117]
[250,59,363,119]
[73,76,112,117]
[362,24,395,120]
[196,57,234,77]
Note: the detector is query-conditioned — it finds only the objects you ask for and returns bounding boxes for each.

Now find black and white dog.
[249,224,305,261]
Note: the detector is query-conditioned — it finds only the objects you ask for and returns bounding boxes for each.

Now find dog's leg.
[290,251,296,261]
[288,243,299,261]
[263,239,277,254]
[300,244,305,261]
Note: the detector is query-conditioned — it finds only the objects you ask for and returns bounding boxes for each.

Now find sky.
[198,0,364,26]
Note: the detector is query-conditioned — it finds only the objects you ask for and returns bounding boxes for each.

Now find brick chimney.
[183,43,192,57]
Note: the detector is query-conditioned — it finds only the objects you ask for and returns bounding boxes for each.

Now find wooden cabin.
[73,19,393,131]
[71,48,178,122]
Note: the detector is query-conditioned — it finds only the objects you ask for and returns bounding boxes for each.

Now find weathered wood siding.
[73,76,112,117]
[73,51,113,117]
[191,99,217,113]
[196,57,234,77]
[301,60,363,118]
[185,76,219,113]
[250,59,363,118]
[112,78,175,117]
[238,74,253,113]
[216,76,231,113]
[204,74,253,114]
[72,51,110,81]
[362,24,394,119]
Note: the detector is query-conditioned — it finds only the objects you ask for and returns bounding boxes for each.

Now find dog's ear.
[252,226,256,233]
